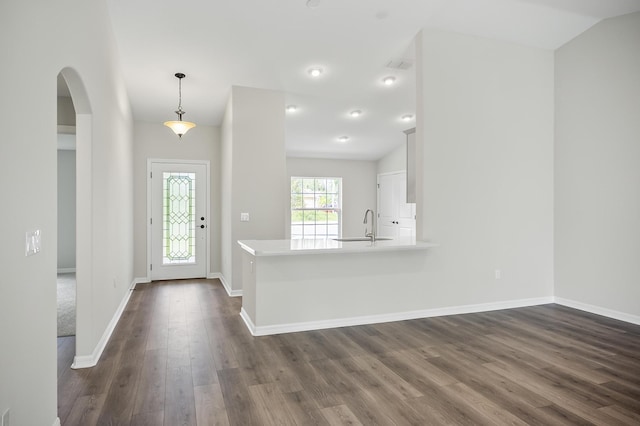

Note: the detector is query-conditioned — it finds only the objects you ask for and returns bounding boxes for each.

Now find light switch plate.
[25,229,41,256]
[240,213,250,222]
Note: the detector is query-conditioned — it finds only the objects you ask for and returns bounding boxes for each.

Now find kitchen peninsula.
[238,237,437,336]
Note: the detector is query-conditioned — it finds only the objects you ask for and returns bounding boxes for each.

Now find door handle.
[200,225,205,229]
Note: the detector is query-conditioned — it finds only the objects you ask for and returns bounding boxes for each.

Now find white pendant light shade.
[164,120,196,138]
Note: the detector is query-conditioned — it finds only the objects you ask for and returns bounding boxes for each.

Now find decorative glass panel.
[163,172,196,264]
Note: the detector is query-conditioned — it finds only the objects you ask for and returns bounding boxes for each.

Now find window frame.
[290,176,342,239]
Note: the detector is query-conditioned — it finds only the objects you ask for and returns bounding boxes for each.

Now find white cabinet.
[405,128,416,203]
[377,171,416,239]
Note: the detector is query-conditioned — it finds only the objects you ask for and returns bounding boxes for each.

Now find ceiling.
[100,0,640,160]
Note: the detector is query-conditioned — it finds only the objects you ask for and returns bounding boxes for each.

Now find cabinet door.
[406,130,416,203]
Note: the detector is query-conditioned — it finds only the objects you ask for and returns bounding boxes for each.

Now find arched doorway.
[56,75,77,374]
[56,67,92,370]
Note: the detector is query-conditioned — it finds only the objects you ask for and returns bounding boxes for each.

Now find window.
[291,177,342,239]
[163,172,196,264]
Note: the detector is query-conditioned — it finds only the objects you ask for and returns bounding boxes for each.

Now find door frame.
[146,158,211,281]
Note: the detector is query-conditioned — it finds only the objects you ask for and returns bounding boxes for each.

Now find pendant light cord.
[176,75,184,120]
[178,77,182,110]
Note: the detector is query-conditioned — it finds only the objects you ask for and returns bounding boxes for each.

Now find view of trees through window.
[291,177,342,239]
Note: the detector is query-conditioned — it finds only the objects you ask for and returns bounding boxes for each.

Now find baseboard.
[243,296,554,336]
[554,297,640,326]
[57,268,76,274]
[71,279,136,369]
[132,276,151,286]
[208,272,242,297]
[240,307,256,335]
[52,417,61,426]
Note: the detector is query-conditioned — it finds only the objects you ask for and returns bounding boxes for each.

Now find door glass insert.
[163,172,196,264]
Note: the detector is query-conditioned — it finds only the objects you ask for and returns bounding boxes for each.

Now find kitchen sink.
[333,237,393,242]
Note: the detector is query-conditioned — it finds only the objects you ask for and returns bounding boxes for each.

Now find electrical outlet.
[240,212,250,222]
[2,408,10,426]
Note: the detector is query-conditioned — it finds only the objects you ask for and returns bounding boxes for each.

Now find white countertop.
[238,237,438,257]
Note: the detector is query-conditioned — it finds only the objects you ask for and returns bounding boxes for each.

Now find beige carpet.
[57,273,76,337]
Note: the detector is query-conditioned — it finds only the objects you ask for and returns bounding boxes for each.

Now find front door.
[150,161,208,280]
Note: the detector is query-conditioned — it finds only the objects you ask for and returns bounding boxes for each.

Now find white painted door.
[395,173,416,238]
[377,172,416,239]
[377,173,396,238]
[150,161,208,280]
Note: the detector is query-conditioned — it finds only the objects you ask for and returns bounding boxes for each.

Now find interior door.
[395,172,416,238]
[377,171,416,239]
[377,173,395,238]
[150,161,208,280]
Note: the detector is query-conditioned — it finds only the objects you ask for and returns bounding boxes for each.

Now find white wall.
[286,158,378,238]
[377,141,406,175]
[221,97,233,290]
[133,122,222,278]
[57,150,76,270]
[555,12,640,320]
[0,0,134,424]
[415,29,555,307]
[57,96,75,126]
[222,86,287,292]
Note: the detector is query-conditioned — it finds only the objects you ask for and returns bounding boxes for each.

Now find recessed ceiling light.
[286,105,298,113]
[306,0,321,8]
[337,136,350,142]
[308,67,323,77]
[401,114,414,122]
[382,76,396,85]
[350,110,362,118]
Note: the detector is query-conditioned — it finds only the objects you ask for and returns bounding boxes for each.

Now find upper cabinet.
[404,128,416,203]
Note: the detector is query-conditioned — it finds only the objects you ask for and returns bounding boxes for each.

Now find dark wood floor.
[58,279,640,425]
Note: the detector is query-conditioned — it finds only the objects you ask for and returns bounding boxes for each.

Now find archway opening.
[56,74,77,377]
[56,67,92,378]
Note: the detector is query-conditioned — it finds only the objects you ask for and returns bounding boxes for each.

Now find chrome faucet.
[363,209,375,242]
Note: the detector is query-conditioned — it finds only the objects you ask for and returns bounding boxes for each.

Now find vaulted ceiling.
[104,0,640,160]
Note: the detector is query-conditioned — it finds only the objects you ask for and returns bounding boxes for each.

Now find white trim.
[377,169,406,178]
[243,297,554,336]
[240,307,256,335]
[209,272,242,297]
[554,297,640,326]
[57,124,76,135]
[71,279,136,369]
[133,276,151,286]
[52,417,61,426]
[57,267,76,274]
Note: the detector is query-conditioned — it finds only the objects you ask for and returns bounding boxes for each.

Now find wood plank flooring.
[58,279,640,425]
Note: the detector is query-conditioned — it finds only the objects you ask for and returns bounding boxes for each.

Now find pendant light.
[164,72,196,139]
